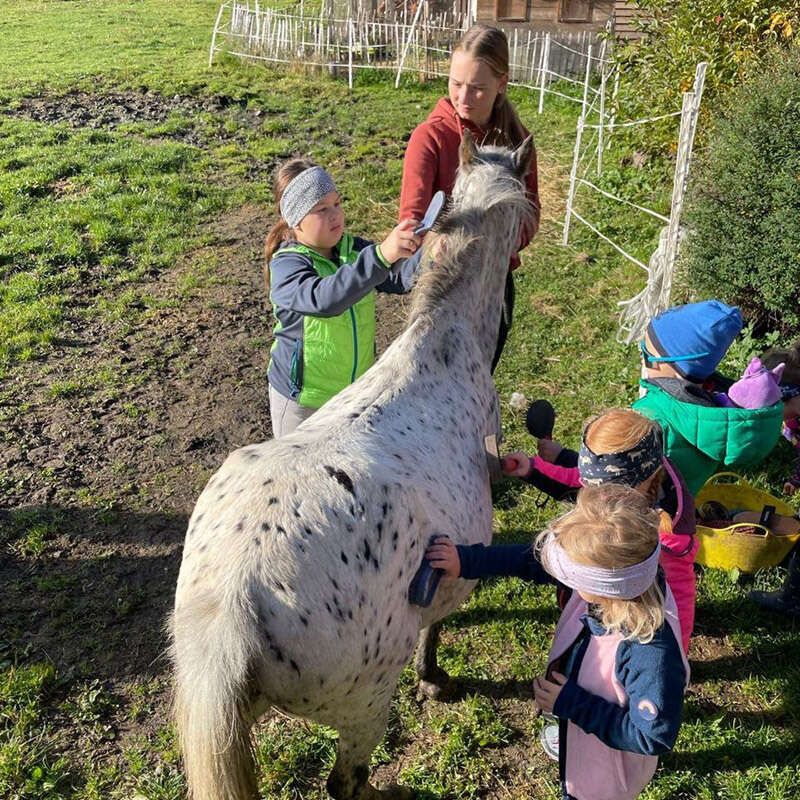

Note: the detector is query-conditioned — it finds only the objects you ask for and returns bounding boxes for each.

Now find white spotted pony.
[169,131,535,800]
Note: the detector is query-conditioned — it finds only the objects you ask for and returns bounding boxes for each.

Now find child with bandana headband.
[264,158,425,437]
[428,409,697,653]
[533,484,689,800]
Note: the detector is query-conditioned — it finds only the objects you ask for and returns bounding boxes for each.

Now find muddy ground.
[0,88,413,771]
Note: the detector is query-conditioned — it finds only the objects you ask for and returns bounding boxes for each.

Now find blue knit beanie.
[646,300,743,381]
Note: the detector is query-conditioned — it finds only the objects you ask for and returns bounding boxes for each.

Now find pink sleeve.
[531,456,583,488]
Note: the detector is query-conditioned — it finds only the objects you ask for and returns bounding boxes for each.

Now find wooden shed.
[475,0,615,33]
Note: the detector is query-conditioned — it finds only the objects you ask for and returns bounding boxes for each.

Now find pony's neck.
[434,203,521,364]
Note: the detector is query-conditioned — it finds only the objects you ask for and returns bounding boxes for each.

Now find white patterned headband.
[541,532,660,599]
[279,166,337,228]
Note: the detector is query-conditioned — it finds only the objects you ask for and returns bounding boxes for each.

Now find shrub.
[683,43,800,334]
[612,1,799,153]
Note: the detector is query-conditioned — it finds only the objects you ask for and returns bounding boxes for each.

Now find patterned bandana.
[541,533,660,599]
[780,383,800,401]
[578,425,662,487]
[279,166,337,228]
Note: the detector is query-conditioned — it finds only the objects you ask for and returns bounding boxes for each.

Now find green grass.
[1,1,799,798]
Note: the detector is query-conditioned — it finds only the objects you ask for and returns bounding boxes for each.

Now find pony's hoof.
[416,668,451,701]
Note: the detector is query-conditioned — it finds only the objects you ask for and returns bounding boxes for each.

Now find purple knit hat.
[728,357,785,409]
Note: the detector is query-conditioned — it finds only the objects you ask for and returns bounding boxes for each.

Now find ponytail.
[488,93,527,148]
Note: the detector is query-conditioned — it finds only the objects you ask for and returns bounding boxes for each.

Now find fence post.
[580,43,592,117]
[538,33,550,114]
[563,113,585,246]
[596,60,607,175]
[208,2,228,67]
[682,61,707,193]
[348,17,354,89]
[395,0,425,88]
[659,92,694,309]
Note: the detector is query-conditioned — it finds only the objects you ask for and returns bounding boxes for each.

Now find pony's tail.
[169,591,261,800]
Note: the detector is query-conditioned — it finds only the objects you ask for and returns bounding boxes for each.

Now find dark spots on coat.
[252,538,260,547]
[290,658,301,676]
[217,493,226,501]
[299,615,308,627]
[268,497,278,505]
[325,602,333,615]
[381,502,388,517]
[391,530,399,550]
[261,522,270,532]
[303,526,314,538]
[331,577,340,591]
[410,540,416,549]
[236,520,244,532]
[346,523,354,533]
[276,524,286,535]
[274,579,285,592]
[263,478,273,486]
[323,465,356,497]
[363,539,372,562]
[386,615,392,626]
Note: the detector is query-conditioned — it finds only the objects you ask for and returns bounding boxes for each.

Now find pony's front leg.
[414,623,451,700]
[327,711,413,800]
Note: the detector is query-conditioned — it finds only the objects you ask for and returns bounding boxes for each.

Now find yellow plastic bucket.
[695,473,800,572]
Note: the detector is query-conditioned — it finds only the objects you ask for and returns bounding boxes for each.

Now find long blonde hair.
[538,483,665,643]
[453,24,527,147]
[583,408,664,503]
[263,156,317,294]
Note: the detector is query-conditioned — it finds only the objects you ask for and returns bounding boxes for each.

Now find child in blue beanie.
[633,300,784,494]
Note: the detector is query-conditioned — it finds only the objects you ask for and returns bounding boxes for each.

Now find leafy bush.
[683,44,800,333]
[612,1,798,153]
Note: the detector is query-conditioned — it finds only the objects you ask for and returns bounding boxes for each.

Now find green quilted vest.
[633,380,783,495]
[273,234,376,409]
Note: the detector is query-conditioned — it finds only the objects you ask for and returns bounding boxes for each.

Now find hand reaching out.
[380,219,422,264]
[425,535,461,578]
[501,452,531,477]
[537,438,563,464]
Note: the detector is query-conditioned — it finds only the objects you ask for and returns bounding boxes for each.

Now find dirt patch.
[0,201,410,763]
[4,89,267,145]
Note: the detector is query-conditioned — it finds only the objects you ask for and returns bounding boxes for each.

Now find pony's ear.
[773,362,786,382]
[459,130,478,168]
[511,135,535,179]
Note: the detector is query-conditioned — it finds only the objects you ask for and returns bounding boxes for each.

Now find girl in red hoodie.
[399,23,541,370]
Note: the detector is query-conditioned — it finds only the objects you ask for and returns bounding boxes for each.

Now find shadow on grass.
[446,603,560,629]
[0,502,187,682]
[668,731,800,773]
[440,674,536,703]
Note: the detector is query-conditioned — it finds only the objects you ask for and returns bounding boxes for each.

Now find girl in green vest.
[264,158,424,438]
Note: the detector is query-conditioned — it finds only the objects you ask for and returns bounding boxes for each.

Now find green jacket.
[633,379,783,495]
[268,234,419,409]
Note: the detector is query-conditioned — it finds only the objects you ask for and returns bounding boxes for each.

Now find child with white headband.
[533,484,689,800]
[264,157,424,437]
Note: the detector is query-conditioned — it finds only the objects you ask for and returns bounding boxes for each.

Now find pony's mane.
[408,153,531,323]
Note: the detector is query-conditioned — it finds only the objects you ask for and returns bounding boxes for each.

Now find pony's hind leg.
[414,623,451,700]
[327,711,413,800]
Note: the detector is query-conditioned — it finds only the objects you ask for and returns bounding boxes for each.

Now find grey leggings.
[268,385,316,438]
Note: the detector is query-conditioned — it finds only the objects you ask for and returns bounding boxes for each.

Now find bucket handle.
[723,523,770,538]
[704,472,745,486]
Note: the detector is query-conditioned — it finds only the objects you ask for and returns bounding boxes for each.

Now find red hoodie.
[399,97,541,267]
